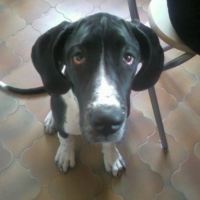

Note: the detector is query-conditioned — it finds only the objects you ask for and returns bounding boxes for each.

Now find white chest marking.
[0,81,7,88]
[62,90,81,135]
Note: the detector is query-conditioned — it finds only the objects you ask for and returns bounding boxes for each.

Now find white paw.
[102,143,126,177]
[44,111,57,135]
[55,135,75,172]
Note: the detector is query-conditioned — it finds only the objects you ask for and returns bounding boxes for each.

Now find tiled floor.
[0,0,200,199]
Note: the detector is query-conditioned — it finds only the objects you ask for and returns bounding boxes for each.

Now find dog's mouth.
[80,105,127,143]
[81,122,126,143]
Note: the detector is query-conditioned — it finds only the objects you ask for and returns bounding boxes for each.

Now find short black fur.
[0,13,164,143]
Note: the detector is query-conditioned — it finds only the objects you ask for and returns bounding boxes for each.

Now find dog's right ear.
[31,21,73,94]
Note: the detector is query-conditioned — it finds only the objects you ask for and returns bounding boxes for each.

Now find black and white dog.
[0,13,163,177]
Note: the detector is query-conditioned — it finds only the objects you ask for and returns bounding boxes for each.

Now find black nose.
[90,106,125,135]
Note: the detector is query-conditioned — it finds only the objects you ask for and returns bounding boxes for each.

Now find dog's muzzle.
[90,105,125,135]
[81,104,127,143]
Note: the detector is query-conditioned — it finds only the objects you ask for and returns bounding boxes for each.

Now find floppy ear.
[31,21,72,94]
[130,20,164,91]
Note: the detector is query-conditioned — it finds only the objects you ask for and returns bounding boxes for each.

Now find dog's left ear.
[31,21,73,94]
[129,20,164,91]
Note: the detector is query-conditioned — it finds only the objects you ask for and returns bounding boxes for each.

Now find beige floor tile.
[2,62,43,105]
[164,102,200,151]
[164,48,184,60]
[157,66,197,102]
[137,7,149,23]
[194,142,200,160]
[49,156,103,200]
[32,8,70,35]
[7,25,40,61]
[184,55,200,78]
[80,144,130,182]
[0,92,18,122]
[80,144,109,179]
[21,135,60,187]
[26,94,51,122]
[100,0,129,19]
[184,81,200,116]
[80,145,125,200]
[0,2,5,12]
[0,106,43,158]
[87,7,102,16]
[93,186,124,200]
[0,159,41,200]
[112,155,163,200]
[0,42,22,79]
[87,0,106,8]
[172,152,200,200]
[74,135,87,152]
[155,182,187,200]
[56,0,94,22]
[136,0,149,7]
[0,8,26,40]
[11,0,50,24]
[132,86,177,124]
[0,142,13,172]
[138,132,188,181]
[130,89,140,98]
[142,0,150,12]
[1,0,15,6]
[34,188,57,200]
[122,106,155,154]
[43,0,64,7]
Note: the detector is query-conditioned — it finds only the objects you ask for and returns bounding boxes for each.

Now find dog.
[0,13,164,177]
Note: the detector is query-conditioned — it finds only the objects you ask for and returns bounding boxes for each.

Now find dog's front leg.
[44,111,57,135]
[102,143,126,177]
[55,133,75,172]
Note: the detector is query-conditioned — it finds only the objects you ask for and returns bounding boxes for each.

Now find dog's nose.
[90,106,125,135]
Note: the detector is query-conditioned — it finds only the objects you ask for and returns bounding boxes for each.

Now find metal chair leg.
[127,0,168,150]
[148,87,168,150]
[127,0,140,20]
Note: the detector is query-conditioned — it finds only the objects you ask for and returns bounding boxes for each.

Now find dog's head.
[32,13,163,143]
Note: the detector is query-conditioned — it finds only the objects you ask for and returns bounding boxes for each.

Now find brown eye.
[123,53,134,66]
[72,52,86,66]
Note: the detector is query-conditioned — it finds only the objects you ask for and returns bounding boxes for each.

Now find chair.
[127,0,196,150]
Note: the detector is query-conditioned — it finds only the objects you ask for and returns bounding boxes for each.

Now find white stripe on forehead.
[92,52,121,108]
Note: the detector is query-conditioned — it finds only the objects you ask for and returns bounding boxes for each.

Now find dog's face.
[32,13,164,143]
[61,15,140,143]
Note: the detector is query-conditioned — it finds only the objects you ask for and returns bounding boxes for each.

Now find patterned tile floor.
[0,0,200,199]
